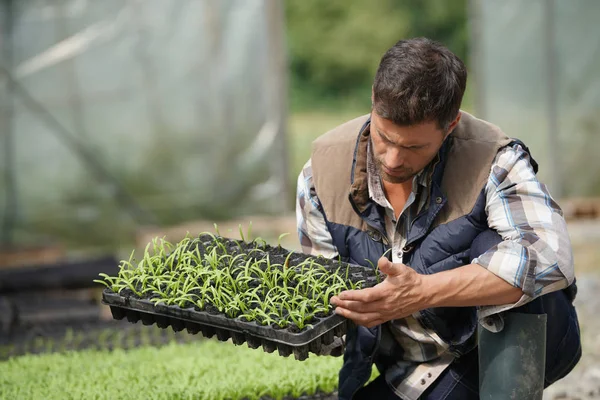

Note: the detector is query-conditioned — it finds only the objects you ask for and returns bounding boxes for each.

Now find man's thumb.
[377,257,400,277]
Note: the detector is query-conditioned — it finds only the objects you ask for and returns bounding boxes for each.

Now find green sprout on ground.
[0,339,381,400]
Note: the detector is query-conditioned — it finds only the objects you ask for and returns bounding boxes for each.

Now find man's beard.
[375,158,416,184]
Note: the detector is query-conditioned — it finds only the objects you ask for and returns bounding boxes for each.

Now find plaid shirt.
[296,139,574,400]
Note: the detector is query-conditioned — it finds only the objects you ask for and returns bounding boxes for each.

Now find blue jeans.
[353,288,581,399]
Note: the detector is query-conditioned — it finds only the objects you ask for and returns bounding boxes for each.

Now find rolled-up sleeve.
[296,159,338,258]
[473,144,574,317]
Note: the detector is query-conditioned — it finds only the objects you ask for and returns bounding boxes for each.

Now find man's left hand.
[330,257,429,328]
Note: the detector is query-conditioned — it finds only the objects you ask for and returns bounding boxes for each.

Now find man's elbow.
[507,286,524,304]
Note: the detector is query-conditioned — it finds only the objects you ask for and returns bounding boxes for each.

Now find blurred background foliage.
[285,0,468,111]
[284,0,470,204]
[0,0,472,252]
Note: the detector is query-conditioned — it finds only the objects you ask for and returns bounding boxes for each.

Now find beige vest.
[310,111,513,232]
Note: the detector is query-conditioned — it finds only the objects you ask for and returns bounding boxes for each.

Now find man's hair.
[372,37,467,131]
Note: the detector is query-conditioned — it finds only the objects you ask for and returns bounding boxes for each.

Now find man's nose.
[384,147,405,169]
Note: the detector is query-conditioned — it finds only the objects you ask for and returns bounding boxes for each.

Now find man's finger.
[336,286,384,302]
[334,307,382,327]
[363,319,385,328]
[377,257,404,277]
[331,298,386,314]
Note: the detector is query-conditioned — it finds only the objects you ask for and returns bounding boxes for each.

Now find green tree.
[285,0,468,110]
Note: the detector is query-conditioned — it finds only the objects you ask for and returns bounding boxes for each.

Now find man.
[296,38,581,399]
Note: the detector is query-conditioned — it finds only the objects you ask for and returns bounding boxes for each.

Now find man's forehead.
[371,117,440,144]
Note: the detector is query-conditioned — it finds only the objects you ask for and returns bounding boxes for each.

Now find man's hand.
[329,257,428,328]
[330,258,525,328]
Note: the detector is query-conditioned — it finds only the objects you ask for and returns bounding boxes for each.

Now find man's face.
[370,112,458,184]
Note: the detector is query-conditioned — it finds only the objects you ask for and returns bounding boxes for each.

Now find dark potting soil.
[288,325,301,334]
[188,235,350,275]
[193,304,204,312]
[264,245,290,257]
[286,280,298,288]
[197,233,217,244]
[314,310,333,319]
[285,324,306,334]
[179,301,193,309]
[268,255,287,266]
[194,235,269,257]
[288,253,313,264]
[205,304,220,315]
[231,269,242,279]
[120,288,139,299]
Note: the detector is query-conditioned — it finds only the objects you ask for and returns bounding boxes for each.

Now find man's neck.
[382,179,413,220]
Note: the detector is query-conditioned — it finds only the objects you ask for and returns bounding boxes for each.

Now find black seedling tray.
[100,235,379,360]
[104,291,342,361]
[103,268,374,361]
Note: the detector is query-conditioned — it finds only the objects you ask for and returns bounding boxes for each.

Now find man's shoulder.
[453,111,510,144]
[312,114,370,148]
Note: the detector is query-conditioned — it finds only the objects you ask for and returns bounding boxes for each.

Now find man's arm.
[331,144,574,327]
[473,144,574,316]
[331,259,522,327]
[296,159,338,258]
[422,263,522,307]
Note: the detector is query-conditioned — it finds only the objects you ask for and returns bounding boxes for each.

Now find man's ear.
[371,87,375,106]
[445,112,462,138]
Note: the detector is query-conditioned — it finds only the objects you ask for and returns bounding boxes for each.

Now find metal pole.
[265,0,290,212]
[1,0,17,246]
[544,0,562,198]
[130,0,166,138]
[468,0,486,119]
[56,0,89,141]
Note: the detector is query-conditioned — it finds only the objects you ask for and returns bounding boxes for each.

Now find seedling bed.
[98,232,379,360]
[0,320,194,360]
[0,255,119,293]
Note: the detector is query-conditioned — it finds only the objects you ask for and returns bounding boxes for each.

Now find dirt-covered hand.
[330,257,427,328]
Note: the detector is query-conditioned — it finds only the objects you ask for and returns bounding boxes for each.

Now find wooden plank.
[562,197,600,221]
[0,256,118,293]
[0,245,65,270]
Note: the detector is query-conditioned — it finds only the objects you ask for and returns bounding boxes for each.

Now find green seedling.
[95,224,376,334]
[277,232,290,247]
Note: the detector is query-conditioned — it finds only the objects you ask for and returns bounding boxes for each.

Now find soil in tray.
[196,234,329,266]
[288,325,304,334]
[205,304,220,315]
[99,234,378,335]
